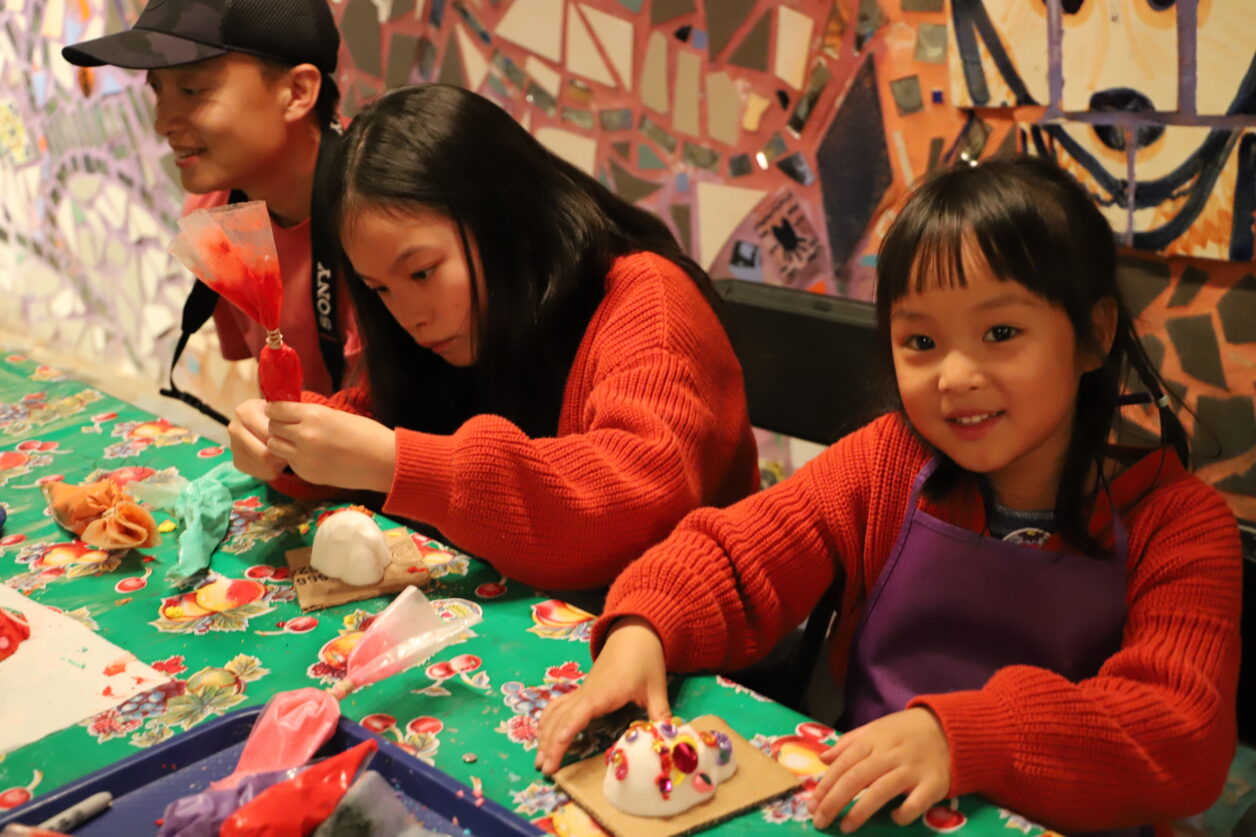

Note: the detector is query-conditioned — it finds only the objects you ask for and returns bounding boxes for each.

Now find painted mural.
[0,0,1252,518]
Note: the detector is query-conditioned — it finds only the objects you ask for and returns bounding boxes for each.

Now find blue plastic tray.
[0,707,543,836]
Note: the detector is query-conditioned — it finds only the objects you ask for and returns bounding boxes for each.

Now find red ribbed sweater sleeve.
[596,413,1241,832]
[271,252,758,590]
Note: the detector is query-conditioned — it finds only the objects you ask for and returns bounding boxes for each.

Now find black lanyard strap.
[307,126,345,390]
[159,278,231,425]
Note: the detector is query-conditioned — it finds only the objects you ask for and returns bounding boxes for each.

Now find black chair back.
[714,279,887,446]
[713,279,886,711]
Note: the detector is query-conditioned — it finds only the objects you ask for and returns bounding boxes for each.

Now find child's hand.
[535,616,670,775]
[808,707,951,832]
[264,401,396,492]
[228,398,288,481]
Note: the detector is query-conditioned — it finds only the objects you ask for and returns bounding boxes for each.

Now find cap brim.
[62,28,226,70]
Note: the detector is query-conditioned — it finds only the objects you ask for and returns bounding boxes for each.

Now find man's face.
[146,53,292,195]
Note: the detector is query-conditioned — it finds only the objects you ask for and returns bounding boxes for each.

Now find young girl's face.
[343,207,484,367]
[889,260,1096,509]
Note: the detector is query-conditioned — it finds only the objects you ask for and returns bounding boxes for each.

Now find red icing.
[260,343,303,403]
[219,739,377,837]
[0,609,30,663]
[180,206,301,403]
[190,224,282,327]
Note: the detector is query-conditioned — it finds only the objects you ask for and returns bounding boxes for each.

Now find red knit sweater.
[272,252,759,589]
[596,412,1241,832]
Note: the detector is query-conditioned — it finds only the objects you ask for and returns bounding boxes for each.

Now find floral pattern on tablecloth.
[0,346,1056,836]
[81,654,268,748]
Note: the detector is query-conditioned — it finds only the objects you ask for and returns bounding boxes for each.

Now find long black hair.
[875,155,1189,557]
[329,84,713,437]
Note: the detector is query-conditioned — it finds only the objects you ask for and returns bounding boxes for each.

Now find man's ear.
[281,63,322,124]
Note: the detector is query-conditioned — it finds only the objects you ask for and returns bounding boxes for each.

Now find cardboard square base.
[554,715,801,837]
[286,527,432,612]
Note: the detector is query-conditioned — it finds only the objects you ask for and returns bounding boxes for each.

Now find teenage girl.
[227,84,759,590]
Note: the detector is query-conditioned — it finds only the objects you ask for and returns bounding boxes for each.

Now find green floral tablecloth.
[0,347,1057,837]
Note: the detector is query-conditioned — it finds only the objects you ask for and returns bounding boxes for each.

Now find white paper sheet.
[0,584,170,754]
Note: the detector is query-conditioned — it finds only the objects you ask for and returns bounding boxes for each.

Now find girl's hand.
[535,616,671,775]
[808,707,951,832]
[228,398,288,481]
[264,401,396,492]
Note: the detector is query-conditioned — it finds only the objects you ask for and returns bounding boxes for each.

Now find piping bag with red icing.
[170,201,302,402]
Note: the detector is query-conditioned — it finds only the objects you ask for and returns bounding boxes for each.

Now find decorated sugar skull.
[311,508,389,586]
[603,719,737,817]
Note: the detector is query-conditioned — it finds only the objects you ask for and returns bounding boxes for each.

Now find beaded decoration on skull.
[602,718,737,817]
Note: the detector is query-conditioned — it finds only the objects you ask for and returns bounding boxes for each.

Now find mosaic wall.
[0,0,1252,519]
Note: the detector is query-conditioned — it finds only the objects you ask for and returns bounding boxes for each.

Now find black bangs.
[875,157,1090,331]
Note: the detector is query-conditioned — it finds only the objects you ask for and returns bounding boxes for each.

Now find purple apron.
[844,458,1143,837]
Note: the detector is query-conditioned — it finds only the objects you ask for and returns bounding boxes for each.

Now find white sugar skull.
[602,719,737,817]
[310,509,390,586]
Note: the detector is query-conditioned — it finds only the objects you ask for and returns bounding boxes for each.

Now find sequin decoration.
[692,772,714,793]
[672,741,699,774]
[714,732,733,766]
[608,747,628,780]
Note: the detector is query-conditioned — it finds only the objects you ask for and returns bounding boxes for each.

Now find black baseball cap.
[62,0,339,73]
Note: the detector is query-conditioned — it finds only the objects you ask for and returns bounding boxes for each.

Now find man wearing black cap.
[63,0,360,421]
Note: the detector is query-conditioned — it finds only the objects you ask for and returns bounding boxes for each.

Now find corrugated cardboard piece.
[285,527,432,612]
[554,715,801,837]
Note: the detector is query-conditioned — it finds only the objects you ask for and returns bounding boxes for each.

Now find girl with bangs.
[226,84,758,590]
[536,156,1242,836]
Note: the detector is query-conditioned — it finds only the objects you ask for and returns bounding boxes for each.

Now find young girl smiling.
[537,157,1241,836]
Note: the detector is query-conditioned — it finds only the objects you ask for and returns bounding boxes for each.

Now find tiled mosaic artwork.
[0,0,1252,519]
